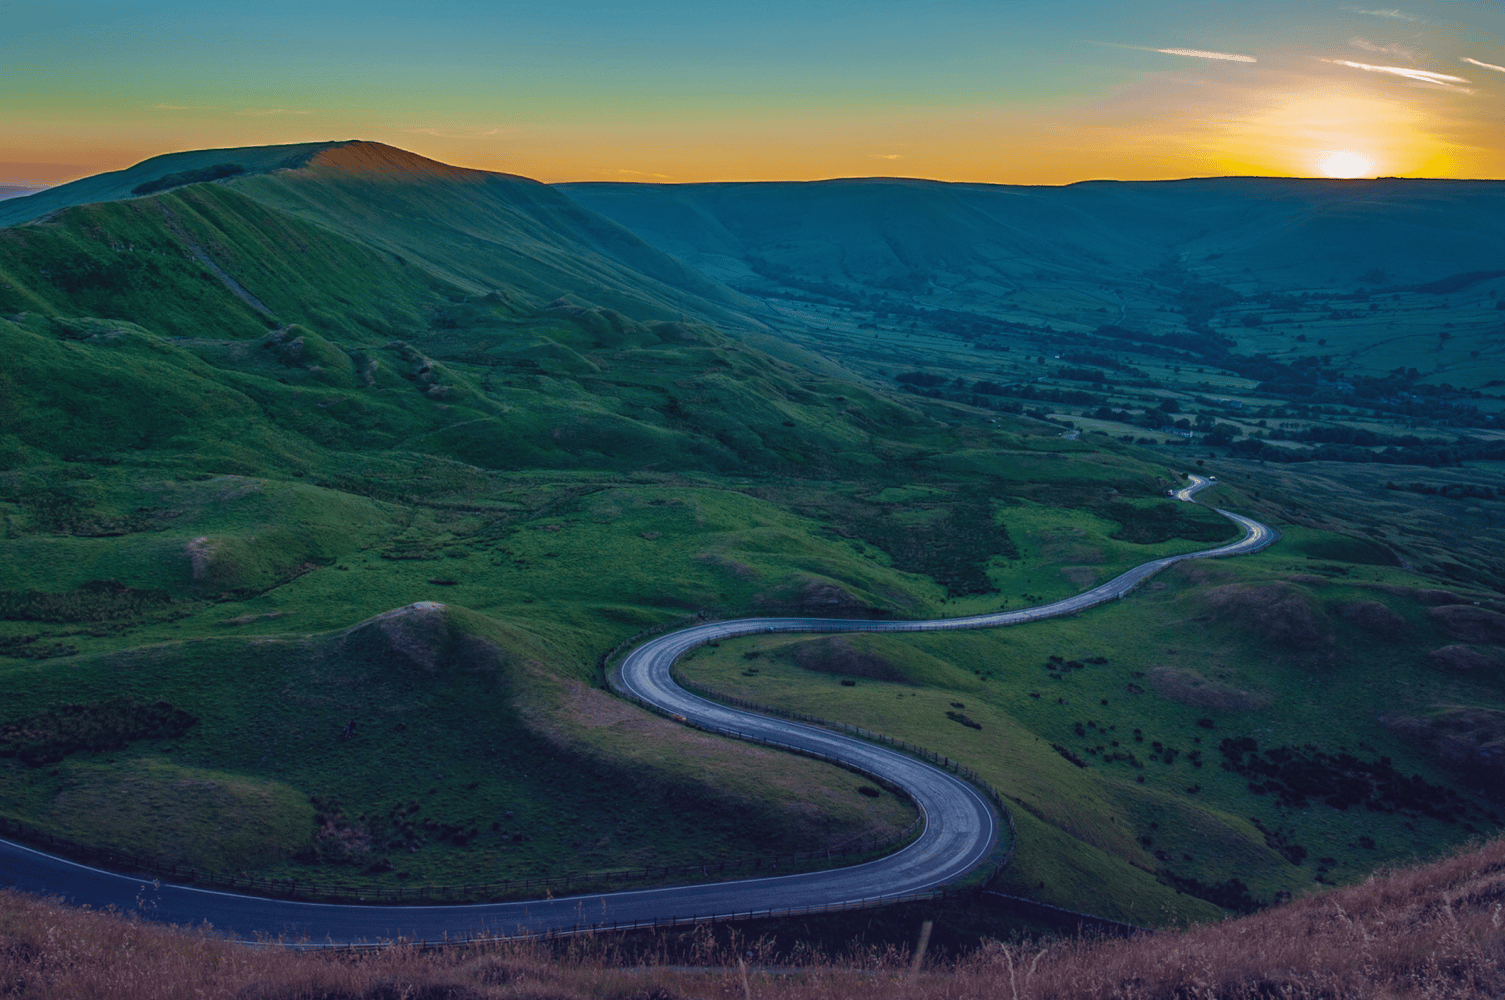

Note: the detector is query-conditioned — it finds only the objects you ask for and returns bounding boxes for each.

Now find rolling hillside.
[2,141,763,330]
[1,142,1501,929]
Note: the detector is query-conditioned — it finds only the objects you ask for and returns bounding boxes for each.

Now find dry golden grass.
[2,835,1502,999]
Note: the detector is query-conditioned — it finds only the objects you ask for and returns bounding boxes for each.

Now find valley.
[0,143,1501,941]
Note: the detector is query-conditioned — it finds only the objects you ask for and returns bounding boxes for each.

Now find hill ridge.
[0,141,352,227]
[304,141,490,181]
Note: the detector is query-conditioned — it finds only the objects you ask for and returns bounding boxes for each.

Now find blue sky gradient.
[3,0,1502,184]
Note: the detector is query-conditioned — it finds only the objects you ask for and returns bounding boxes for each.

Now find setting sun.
[1316,150,1375,178]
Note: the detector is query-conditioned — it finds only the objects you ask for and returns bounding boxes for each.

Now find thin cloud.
[1323,58,1474,92]
[234,108,310,117]
[1462,57,1505,74]
[870,153,903,160]
[1154,48,1257,63]
[150,103,204,111]
[1343,6,1424,22]
[614,169,671,179]
[1350,38,1422,62]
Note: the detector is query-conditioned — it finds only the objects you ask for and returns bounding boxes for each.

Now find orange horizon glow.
[4,3,1503,189]
[7,103,1502,191]
[7,75,1501,190]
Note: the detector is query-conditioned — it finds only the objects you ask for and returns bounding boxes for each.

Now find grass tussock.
[3,836,1503,999]
[975,835,1505,999]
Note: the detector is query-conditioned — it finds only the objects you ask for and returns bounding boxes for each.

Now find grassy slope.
[679,480,1505,924]
[3,146,1499,926]
[0,140,341,227]
[228,143,762,329]
[0,184,907,479]
[1,602,912,883]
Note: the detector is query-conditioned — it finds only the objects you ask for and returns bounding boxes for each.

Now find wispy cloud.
[1350,38,1422,62]
[234,108,310,117]
[1462,56,1505,75]
[150,103,212,111]
[1343,6,1423,22]
[870,153,903,160]
[614,168,671,179]
[1323,59,1474,92]
[402,126,504,138]
[1153,48,1257,63]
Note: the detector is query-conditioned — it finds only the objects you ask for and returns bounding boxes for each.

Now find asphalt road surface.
[0,476,1275,944]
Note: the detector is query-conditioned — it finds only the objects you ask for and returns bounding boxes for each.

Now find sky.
[3,0,1504,187]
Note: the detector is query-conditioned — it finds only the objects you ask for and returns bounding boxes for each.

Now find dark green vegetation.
[0,143,1501,927]
[131,163,246,197]
[0,696,197,767]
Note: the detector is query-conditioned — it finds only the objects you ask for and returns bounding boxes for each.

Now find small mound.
[1428,604,1505,644]
[652,320,705,343]
[755,574,870,613]
[693,552,759,580]
[46,758,313,870]
[1171,561,1234,587]
[1385,708,1505,791]
[333,601,511,676]
[1427,644,1504,673]
[1331,599,1409,639]
[1201,582,1332,649]
[1149,667,1271,711]
[792,636,909,683]
[798,581,864,608]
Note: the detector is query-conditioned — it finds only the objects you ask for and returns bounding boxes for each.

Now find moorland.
[1,831,1501,997]
[0,141,1502,942]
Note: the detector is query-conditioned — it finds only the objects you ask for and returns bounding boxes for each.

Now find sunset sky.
[4,0,1504,187]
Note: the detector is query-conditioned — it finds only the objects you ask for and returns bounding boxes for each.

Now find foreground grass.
[2,835,1500,999]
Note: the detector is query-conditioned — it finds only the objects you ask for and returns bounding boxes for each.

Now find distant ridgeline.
[563,176,1505,451]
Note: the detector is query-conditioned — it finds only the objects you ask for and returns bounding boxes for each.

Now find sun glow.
[1316,150,1375,178]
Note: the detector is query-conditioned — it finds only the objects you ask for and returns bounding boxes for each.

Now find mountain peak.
[306,141,483,181]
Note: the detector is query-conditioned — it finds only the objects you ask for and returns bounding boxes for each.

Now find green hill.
[2,141,762,331]
[232,142,763,327]
[0,156,897,477]
[1,142,1500,926]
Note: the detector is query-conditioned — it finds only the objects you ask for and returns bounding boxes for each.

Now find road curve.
[0,476,1275,944]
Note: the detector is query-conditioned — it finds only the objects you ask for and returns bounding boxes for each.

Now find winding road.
[0,476,1276,945]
